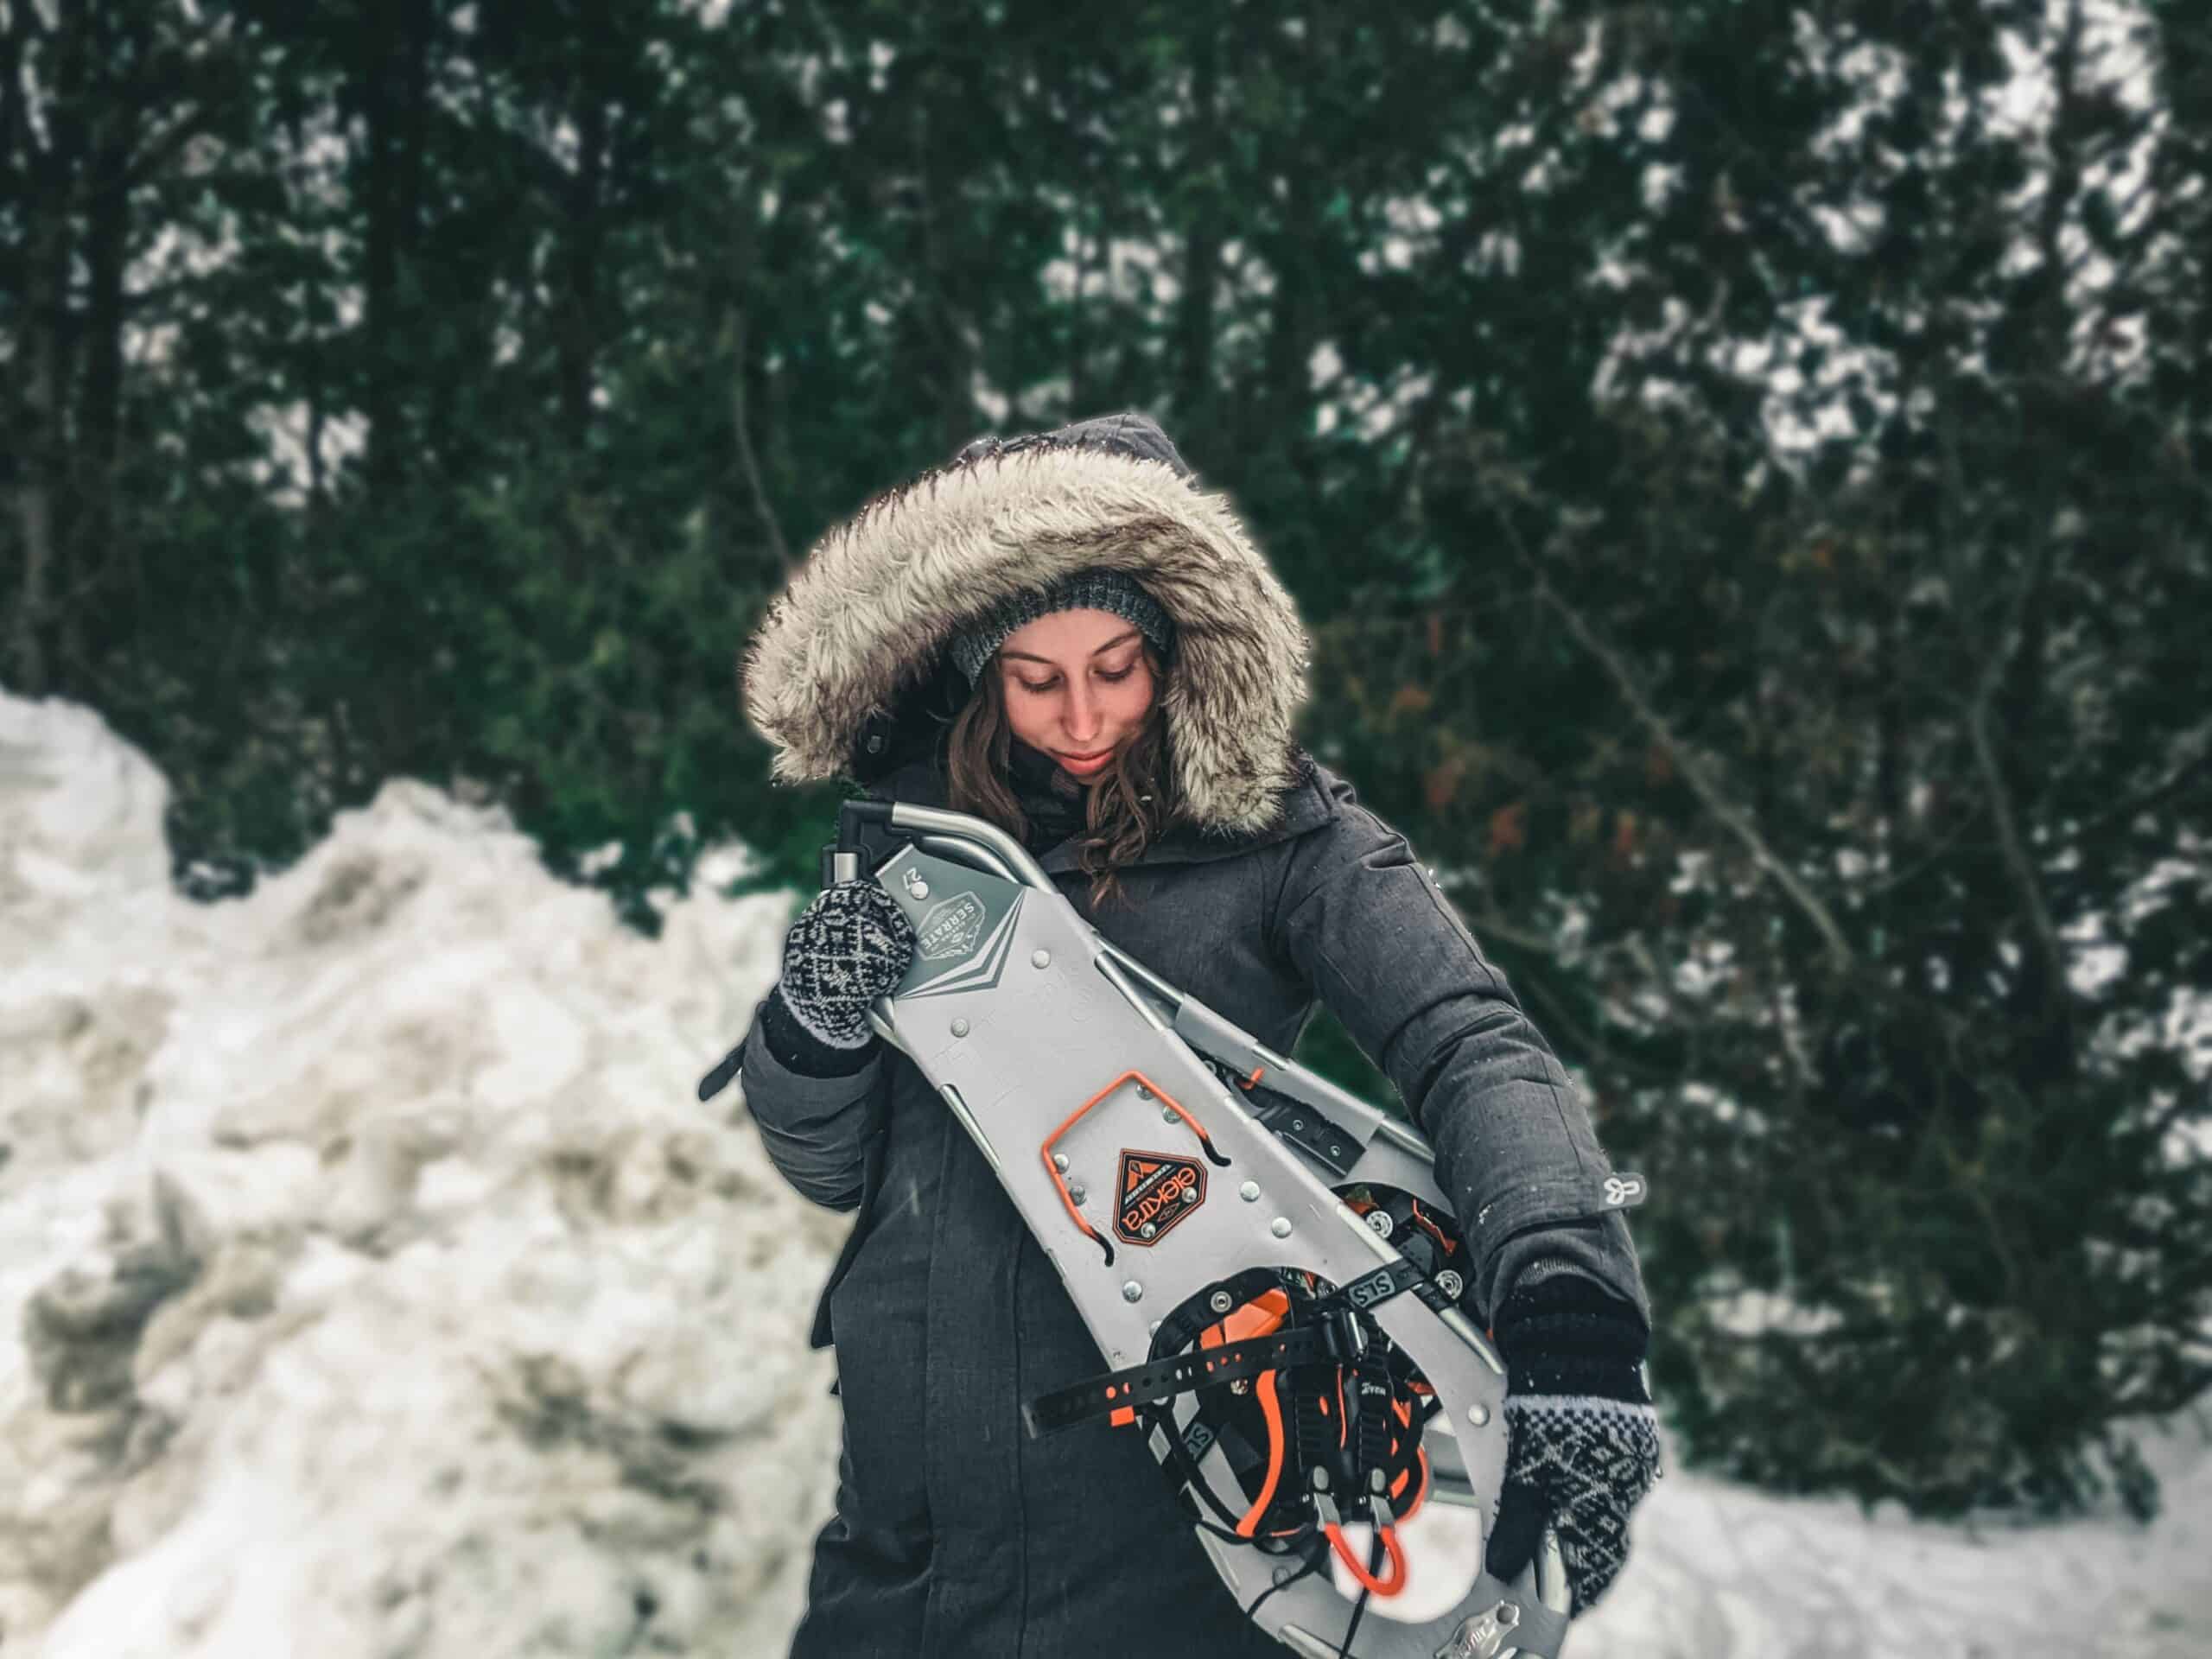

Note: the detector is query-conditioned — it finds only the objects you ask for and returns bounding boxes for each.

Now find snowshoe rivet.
[912,880,929,898]
[1468,1402,1490,1426]
[1162,1105,1179,1123]
[1053,1154,1069,1173]
[1181,1185,1198,1203]
[1270,1217,1292,1238]
[1122,1281,1143,1303]
[950,1018,969,1037]
[1031,949,1052,969]
[1292,1118,1304,1131]
[1138,1085,1153,1099]
[1210,1291,1235,1314]
[1240,1181,1260,1202]
[1141,1222,1158,1239]
[1069,1182,1088,1205]
[1438,1269,1465,1299]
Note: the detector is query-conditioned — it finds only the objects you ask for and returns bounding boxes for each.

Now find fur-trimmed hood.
[739,416,1314,837]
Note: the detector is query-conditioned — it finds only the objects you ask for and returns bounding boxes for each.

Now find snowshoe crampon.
[827,798,1576,1659]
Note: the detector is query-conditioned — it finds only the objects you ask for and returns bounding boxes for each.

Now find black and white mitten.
[769,880,918,1057]
[1483,1267,1662,1617]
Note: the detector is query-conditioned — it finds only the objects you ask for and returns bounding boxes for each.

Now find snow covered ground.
[1,688,2206,1659]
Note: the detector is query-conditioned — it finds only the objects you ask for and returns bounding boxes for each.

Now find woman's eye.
[1018,666,1135,694]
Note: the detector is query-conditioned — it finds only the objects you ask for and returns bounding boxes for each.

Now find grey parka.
[733,417,1649,1659]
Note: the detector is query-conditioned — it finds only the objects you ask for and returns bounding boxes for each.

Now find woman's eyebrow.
[1001,628,1141,664]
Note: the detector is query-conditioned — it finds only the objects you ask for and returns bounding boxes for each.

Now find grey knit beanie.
[947,568,1176,688]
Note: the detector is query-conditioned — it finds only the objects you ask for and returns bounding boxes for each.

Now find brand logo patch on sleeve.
[1601,1172,1648,1208]
[1116,1149,1207,1246]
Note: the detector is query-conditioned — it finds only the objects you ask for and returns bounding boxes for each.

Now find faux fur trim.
[740,435,1314,836]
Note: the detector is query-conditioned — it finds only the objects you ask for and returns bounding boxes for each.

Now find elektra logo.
[1116,1149,1207,1246]
[1602,1173,1647,1208]
[917,891,987,961]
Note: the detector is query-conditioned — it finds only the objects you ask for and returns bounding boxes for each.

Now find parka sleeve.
[1265,772,1651,1332]
[734,994,889,1212]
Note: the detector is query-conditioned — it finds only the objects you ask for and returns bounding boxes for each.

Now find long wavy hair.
[943,639,1181,912]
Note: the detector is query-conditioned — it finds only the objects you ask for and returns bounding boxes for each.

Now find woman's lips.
[1057,748,1112,769]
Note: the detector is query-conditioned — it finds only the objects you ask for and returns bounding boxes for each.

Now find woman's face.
[995,607,1157,779]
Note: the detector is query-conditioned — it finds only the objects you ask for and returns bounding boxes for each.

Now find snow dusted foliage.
[0,690,845,1657]
[0,688,2207,1656]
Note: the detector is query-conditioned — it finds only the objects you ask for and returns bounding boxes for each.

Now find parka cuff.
[738,997,887,1212]
[762,983,880,1076]
[1491,1268,1651,1403]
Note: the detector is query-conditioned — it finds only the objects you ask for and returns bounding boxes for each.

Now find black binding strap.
[1143,1396,1271,1536]
[1302,1255,1453,1322]
[1021,1319,1360,1438]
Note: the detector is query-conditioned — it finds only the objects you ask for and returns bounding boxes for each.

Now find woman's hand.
[772,880,918,1049]
[1482,1266,1662,1618]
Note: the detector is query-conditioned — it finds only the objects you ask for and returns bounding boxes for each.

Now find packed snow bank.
[1,690,848,1657]
[1,688,2206,1658]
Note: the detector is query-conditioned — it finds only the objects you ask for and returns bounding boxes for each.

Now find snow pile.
[1577,1408,2210,1656]
[1,688,2206,1658]
[1,691,847,1657]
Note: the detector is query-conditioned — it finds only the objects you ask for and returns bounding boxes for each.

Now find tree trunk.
[1172,19,1222,430]
[359,4,398,491]
[560,6,608,451]
[11,225,59,696]
[7,6,80,697]
[76,54,132,669]
[359,0,432,490]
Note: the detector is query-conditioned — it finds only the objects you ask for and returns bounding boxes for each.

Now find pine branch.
[1491,502,1859,971]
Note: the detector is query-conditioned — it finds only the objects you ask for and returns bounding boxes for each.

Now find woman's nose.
[1065,681,1100,740]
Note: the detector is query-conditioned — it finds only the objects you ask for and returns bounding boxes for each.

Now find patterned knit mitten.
[772,880,918,1050]
[1483,1267,1662,1617]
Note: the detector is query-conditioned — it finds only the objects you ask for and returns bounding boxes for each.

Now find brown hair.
[944,639,1181,912]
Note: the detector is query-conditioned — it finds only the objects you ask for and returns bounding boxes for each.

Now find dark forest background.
[5,0,2209,1526]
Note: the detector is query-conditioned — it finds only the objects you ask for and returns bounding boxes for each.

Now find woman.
[733,412,1659,1659]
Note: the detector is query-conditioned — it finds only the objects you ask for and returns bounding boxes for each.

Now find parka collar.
[739,421,1317,839]
[861,745,1331,876]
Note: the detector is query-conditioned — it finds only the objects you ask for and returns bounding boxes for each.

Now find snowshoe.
[821,795,1579,1659]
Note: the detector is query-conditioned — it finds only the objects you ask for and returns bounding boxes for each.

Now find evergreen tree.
[4,0,2203,1518]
